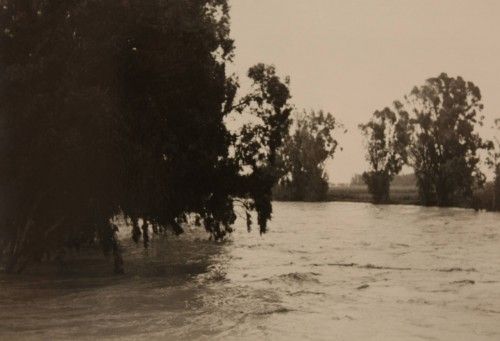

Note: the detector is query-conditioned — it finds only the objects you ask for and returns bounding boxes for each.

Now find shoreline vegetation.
[274,76,500,212]
[274,181,499,212]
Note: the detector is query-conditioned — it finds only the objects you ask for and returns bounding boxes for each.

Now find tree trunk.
[494,165,500,211]
[112,236,124,275]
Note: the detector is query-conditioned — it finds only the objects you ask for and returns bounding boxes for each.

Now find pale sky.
[229,0,500,183]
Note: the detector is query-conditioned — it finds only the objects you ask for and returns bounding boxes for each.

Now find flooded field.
[1,202,499,340]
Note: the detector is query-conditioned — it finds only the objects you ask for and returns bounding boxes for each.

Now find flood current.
[1,202,499,340]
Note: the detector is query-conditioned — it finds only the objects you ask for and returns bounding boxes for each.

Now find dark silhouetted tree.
[359,104,410,203]
[0,0,132,273]
[0,0,291,273]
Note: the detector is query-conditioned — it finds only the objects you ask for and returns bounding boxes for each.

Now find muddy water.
[1,202,500,340]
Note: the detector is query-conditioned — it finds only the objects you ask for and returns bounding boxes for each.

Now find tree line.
[360,73,500,209]
[350,173,416,187]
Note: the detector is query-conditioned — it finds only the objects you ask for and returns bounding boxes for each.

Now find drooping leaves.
[0,0,291,272]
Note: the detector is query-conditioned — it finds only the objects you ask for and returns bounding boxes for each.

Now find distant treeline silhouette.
[359,74,500,209]
[276,74,500,210]
[350,173,416,187]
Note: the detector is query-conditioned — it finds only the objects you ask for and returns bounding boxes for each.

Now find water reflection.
[0,227,230,340]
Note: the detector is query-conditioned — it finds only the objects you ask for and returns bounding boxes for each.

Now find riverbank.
[326,185,419,205]
[277,183,499,211]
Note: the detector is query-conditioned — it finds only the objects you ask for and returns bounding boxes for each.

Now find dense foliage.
[275,110,340,201]
[359,105,410,203]
[0,0,291,273]
[406,73,489,206]
[232,63,293,229]
[361,73,490,206]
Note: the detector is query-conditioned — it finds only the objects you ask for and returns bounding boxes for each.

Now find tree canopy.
[406,73,489,206]
[275,110,340,201]
[359,104,410,203]
[0,0,291,273]
[361,73,490,206]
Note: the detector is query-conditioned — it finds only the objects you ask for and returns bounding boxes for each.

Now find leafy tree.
[405,73,489,206]
[0,0,291,273]
[232,63,293,231]
[0,0,132,273]
[117,0,239,244]
[359,104,410,203]
[276,110,340,201]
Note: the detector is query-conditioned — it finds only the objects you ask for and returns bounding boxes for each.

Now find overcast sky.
[229,0,500,183]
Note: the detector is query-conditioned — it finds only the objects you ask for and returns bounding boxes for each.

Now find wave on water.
[288,290,326,297]
[450,279,475,285]
[437,267,477,273]
[251,307,294,315]
[310,262,478,273]
[264,272,321,285]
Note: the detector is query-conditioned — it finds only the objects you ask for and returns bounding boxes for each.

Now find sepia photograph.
[0,0,500,340]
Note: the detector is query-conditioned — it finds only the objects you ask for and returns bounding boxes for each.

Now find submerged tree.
[359,104,410,203]
[0,0,132,273]
[276,110,340,201]
[0,0,291,273]
[406,73,489,206]
[232,63,293,231]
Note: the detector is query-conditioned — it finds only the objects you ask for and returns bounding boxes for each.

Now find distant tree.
[349,173,416,187]
[350,174,365,186]
[359,104,410,203]
[390,173,416,187]
[276,110,340,201]
[406,73,490,206]
[486,119,500,211]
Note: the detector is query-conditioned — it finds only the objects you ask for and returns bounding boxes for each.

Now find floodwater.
[1,202,500,340]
